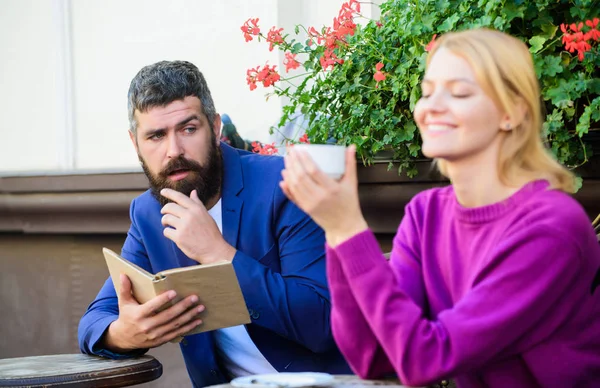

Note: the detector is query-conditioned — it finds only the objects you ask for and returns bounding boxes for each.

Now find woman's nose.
[422,91,448,112]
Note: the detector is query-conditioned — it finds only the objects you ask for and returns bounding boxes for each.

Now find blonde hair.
[426,28,575,193]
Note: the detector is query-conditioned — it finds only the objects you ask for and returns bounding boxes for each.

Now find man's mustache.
[160,157,203,177]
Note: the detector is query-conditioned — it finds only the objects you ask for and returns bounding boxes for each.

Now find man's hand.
[160,189,236,264]
[103,274,204,352]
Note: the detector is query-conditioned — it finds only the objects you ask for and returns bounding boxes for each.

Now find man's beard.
[140,142,223,207]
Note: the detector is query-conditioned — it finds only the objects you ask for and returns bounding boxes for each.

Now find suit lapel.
[222,196,243,248]
[219,143,244,249]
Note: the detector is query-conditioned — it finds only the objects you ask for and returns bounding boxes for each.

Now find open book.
[103,248,250,337]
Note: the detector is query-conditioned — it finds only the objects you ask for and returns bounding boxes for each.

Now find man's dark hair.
[127,60,217,135]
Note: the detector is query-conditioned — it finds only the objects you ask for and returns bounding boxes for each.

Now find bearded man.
[78,61,350,387]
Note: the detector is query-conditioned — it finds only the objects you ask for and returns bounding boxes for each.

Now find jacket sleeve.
[231,190,335,353]
[332,225,584,387]
[78,199,149,359]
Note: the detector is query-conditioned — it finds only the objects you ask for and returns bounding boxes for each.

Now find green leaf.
[541,56,563,77]
[420,14,436,32]
[438,14,461,32]
[408,143,420,156]
[539,24,558,40]
[409,86,420,111]
[529,36,547,54]
[291,42,303,53]
[503,3,525,22]
[573,177,583,193]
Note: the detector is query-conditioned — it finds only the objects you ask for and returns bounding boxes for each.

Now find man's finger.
[153,295,201,324]
[117,274,136,304]
[163,227,176,242]
[190,190,201,204]
[160,188,195,208]
[154,302,205,337]
[164,318,203,343]
[160,202,186,217]
[140,290,177,317]
[161,214,181,229]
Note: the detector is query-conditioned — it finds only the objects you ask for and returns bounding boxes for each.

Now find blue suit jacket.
[78,143,350,387]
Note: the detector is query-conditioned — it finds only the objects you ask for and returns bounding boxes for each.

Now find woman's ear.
[500,99,528,132]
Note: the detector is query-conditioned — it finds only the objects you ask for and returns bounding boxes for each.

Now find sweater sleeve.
[326,244,395,378]
[333,226,583,387]
[328,202,427,379]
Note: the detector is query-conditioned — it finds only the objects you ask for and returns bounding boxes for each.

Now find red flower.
[374,62,386,87]
[560,19,598,61]
[267,27,284,51]
[304,0,361,71]
[247,64,280,90]
[299,134,310,144]
[376,21,383,28]
[585,17,600,41]
[241,18,260,42]
[246,66,260,91]
[570,22,584,33]
[252,142,279,155]
[587,29,600,41]
[586,18,599,29]
[425,34,438,52]
[284,52,301,72]
[258,64,280,87]
[319,49,344,70]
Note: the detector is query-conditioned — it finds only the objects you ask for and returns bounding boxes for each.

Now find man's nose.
[166,134,184,158]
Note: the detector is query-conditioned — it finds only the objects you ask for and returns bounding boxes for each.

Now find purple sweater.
[327,180,600,387]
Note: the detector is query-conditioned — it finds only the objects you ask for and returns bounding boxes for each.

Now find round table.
[207,375,408,388]
[206,375,454,388]
[0,354,162,387]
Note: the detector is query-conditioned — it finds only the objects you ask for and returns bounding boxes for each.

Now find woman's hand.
[280,145,369,247]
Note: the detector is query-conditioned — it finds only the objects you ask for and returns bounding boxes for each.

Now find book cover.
[103,247,250,337]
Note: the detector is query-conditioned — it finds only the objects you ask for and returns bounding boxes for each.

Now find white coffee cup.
[291,144,346,180]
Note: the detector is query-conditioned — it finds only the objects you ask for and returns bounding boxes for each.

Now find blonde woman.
[280,29,600,387]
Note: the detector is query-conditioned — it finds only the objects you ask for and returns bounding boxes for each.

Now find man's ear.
[213,114,222,146]
[129,130,139,153]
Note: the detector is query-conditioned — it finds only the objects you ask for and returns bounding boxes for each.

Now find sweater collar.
[452,180,550,224]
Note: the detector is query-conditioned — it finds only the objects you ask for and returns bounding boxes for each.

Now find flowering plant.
[243,0,599,179]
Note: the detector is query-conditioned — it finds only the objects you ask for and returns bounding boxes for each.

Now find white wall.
[0,0,66,172]
[0,0,379,174]
[72,0,282,170]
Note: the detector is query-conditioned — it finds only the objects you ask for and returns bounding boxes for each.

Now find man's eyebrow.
[176,115,200,127]
[141,115,201,136]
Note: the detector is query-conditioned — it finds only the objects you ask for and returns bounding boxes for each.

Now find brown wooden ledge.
[0,173,148,234]
[0,166,598,235]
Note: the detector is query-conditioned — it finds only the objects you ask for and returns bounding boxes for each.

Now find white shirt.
[207,199,278,377]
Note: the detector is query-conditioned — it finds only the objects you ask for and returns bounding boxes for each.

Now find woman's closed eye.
[451,92,472,98]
